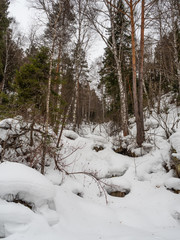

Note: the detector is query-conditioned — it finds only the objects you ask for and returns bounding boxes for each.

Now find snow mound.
[63,130,79,140]
[0,200,35,238]
[164,177,180,191]
[0,162,55,206]
[0,200,35,224]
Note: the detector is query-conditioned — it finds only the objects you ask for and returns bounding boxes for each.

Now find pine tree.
[15,47,50,120]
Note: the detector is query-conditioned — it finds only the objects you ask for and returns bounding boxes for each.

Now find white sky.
[9,0,36,34]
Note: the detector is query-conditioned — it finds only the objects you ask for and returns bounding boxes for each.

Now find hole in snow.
[104,178,131,198]
[113,147,136,157]
[76,192,84,198]
[92,145,104,152]
[3,193,35,211]
[72,189,84,198]
[105,185,130,198]
[108,189,130,198]
[65,136,76,140]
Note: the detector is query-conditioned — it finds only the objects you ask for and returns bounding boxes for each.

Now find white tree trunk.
[72,69,79,130]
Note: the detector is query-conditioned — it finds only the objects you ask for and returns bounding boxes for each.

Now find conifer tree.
[15,47,50,120]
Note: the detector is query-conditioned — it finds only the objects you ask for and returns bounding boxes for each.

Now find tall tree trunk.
[54,45,63,134]
[130,0,144,146]
[88,84,91,123]
[157,1,163,114]
[138,0,145,142]
[41,34,56,175]
[101,86,105,123]
[72,70,79,131]
[117,69,129,136]
[56,45,63,109]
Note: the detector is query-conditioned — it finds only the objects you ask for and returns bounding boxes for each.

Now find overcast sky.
[9,0,35,34]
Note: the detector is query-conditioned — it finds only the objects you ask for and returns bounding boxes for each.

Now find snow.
[1,97,180,239]
[0,162,55,207]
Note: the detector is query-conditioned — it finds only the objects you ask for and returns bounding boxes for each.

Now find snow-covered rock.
[164,177,180,191]
[63,130,79,140]
[0,162,55,207]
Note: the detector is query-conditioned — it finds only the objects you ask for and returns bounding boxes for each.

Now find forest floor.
[0,94,180,240]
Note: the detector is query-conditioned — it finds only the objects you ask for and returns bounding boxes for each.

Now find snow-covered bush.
[0,162,59,238]
[0,118,59,171]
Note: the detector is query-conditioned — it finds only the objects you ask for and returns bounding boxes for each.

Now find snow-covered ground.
[0,95,180,240]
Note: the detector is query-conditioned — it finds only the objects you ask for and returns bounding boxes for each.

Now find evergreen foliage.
[15,47,50,119]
